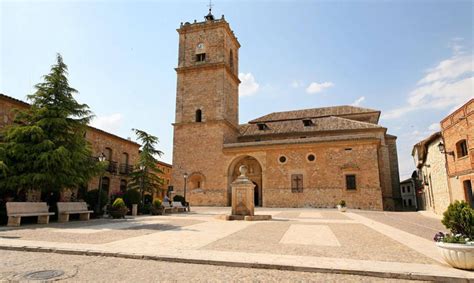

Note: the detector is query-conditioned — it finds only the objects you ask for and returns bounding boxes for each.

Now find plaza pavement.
[0,207,472,282]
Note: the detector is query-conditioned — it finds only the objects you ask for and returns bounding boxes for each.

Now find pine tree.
[0,54,100,194]
[127,129,164,203]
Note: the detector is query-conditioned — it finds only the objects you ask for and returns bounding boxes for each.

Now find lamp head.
[98,153,106,162]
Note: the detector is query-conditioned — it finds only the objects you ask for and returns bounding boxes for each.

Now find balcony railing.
[119,163,134,175]
[106,161,118,174]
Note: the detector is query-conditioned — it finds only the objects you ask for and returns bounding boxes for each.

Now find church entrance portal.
[228,156,263,207]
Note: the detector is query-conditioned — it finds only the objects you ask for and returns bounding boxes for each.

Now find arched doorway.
[228,156,263,206]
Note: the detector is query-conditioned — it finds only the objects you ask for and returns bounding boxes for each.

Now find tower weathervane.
[204,0,215,21]
[207,0,213,12]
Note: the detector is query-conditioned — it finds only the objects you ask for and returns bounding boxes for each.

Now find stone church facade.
[171,11,401,210]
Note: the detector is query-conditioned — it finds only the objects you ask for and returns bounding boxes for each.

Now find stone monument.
[217,165,271,221]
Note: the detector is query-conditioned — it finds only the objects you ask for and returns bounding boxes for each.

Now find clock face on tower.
[197,43,204,49]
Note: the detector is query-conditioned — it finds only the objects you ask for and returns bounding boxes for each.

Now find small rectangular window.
[196,53,206,62]
[291,174,303,193]
[346,175,356,190]
[302,119,313,127]
[457,140,468,158]
[257,123,268,131]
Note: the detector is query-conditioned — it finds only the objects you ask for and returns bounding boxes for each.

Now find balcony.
[119,163,134,175]
[106,161,118,174]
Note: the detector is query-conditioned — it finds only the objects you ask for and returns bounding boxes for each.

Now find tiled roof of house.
[239,116,383,137]
[411,131,442,167]
[249,105,380,124]
[0,93,30,107]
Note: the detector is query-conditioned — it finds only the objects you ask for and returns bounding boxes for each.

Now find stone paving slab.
[346,212,445,264]
[279,224,341,246]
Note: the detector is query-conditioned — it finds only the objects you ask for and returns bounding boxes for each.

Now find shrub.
[442,200,474,239]
[339,200,346,207]
[153,199,162,208]
[139,203,151,214]
[123,189,141,207]
[112,198,126,208]
[173,195,186,205]
[84,189,109,215]
[110,191,124,204]
[151,199,163,215]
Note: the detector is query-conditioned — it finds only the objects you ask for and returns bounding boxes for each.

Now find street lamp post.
[96,153,106,216]
[139,164,145,206]
[183,172,188,202]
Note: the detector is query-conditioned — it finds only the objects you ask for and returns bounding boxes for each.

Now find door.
[464,180,473,208]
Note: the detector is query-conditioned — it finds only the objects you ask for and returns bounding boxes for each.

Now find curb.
[0,245,472,282]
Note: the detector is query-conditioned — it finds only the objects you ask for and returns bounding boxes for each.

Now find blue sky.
[1,0,473,179]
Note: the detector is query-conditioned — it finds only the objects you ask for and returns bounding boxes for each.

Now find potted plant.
[151,199,164,215]
[434,201,474,270]
[337,200,347,212]
[108,198,128,219]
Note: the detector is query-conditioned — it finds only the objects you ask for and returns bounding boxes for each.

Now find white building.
[400,178,417,210]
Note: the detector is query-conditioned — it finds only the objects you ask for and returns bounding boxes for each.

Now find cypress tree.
[127,129,164,203]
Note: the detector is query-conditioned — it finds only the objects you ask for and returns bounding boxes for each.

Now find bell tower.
[171,10,241,205]
[174,10,240,126]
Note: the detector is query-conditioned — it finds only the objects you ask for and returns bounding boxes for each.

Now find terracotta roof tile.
[249,105,380,123]
[239,116,383,137]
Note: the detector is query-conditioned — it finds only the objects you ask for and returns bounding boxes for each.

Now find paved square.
[279,224,341,246]
[0,207,471,281]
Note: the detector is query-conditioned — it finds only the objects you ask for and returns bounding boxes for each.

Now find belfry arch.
[227,155,263,207]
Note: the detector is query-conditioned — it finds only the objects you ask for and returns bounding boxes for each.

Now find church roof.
[239,115,383,137]
[249,105,380,124]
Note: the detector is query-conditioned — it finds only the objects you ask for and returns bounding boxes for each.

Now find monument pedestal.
[217,165,271,221]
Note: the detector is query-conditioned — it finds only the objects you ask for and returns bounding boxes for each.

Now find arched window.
[189,173,205,190]
[229,49,234,69]
[195,109,202,122]
[105,147,112,161]
[101,176,110,196]
[122,152,129,165]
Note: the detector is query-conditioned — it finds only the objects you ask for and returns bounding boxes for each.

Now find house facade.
[440,99,473,208]
[0,93,140,201]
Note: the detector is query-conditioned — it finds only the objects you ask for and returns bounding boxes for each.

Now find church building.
[171,10,401,210]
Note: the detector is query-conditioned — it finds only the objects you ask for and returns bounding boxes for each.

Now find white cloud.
[382,49,473,120]
[351,96,366,106]
[90,113,123,133]
[305,81,334,94]
[239,73,259,97]
[428,123,441,131]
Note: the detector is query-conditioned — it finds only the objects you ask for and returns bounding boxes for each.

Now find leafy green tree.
[127,129,164,203]
[0,54,100,195]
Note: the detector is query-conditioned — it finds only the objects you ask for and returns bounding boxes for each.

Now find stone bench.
[57,202,94,223]
[172,201,188,212]
[6,202,55,227]
[162,202,174,213]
